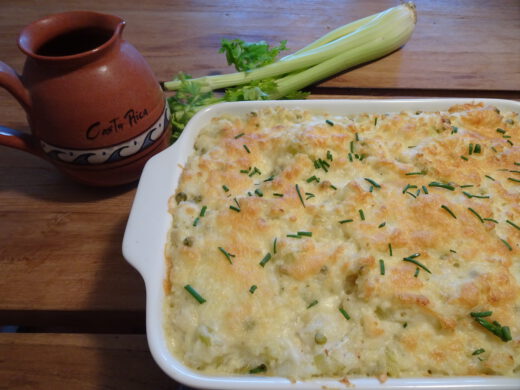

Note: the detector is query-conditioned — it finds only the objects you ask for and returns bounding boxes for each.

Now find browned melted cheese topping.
[164,103,520,379]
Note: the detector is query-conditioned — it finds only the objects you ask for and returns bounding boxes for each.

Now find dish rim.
[122,98,520,390]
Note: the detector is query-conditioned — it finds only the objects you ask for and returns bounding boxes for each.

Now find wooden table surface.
[0,0,518,388]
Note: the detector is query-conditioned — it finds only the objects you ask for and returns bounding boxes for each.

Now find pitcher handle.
[0,61,40,156]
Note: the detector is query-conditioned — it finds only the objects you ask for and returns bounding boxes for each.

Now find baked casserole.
[164,102,519,380]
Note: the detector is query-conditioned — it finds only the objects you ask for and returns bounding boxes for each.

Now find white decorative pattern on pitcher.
[41,104,170,165]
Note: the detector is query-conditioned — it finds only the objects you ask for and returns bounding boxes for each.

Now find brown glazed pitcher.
[0,11,171,186]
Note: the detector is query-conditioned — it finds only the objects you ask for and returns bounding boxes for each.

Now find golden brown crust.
[164,104,520,379]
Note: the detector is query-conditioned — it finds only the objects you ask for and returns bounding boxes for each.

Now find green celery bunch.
[165,2,417,143]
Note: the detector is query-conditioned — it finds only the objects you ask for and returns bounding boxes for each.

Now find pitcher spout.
[18,11,126,62]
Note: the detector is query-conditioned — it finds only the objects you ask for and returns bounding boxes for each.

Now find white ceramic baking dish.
[122,98,520,390]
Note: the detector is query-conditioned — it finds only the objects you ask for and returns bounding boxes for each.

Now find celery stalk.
[164,2,416,92]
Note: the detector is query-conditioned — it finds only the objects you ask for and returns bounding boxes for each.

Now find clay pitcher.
[0,11,171,186]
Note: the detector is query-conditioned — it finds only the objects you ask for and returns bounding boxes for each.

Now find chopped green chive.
[402,184,417,194]
[218,246,235,264]
[470,311,492,318]
[484,175,495,181]
[402,253,431,274]
[460,155,468,161]
[463,192,490,199]
[200,205,207,217]
[429,182,455,191]
[369,186,374,193]
[364,178,381,188]
[483,218,498,223]
[507,177,520,183]
[509,170,520,174]
[500,238,513,251]
[388,243,393,256]
[355,133,360,141]
[325,119,334,126]
[374,117,378,126]
[379,259,385,275]
[273,192,284,197]
[263,175,275,182]
[249,364,267,374]
[248,167,261,177]
[460,184,474,188]
[259,253,272,267]
[405,191,417,199]
[184,284,206,304]
[234,132,245,139]
[327,150,333,161]
[378,222,386,228]
[491,146,498,153]
[472,348,485,356]
[295,184,305,207]
[254,189,263,197]
[506,220,520,231]
[468,207,484,223]
[359,209,365,221]
[298,231,313,237]
[450,249,457,253]
[496,128,506,134]
[249,285,257,294]
[403,322,408,328]
[339,307,351,320]
[474,316,512,342]
[469,143,474,155]
[222,185,229,192]
[515,162,520,166]
[193,217,200,227]
[414,267,420,278]
[273,238,277,254]
[507,140,514,146]
[318,158,330,172]
[330,184,337,190]
[306,175,320,183]
[348,153,353,162]
[422,185,429,194]
[339,219,353,224]
[307,300,318,309]
[350,140,354,153]
[451,126,458,134]
[243,144,251,153]
[441,205,457,219]
[229,205,241,212]
[313,159,320,169]
[405,171,426,176]
[286,234,301,239]
[240,168,250,174]
[233,198,240,208]
[474,144,481,154]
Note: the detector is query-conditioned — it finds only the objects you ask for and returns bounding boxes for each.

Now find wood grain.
[0,333,182,389]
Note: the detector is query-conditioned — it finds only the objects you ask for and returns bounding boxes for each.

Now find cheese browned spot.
[164,104,520,379]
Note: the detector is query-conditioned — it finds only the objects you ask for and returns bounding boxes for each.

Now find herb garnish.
[461,155,468,161]
[234,132,245,139]
[306,175,320,183]
[249,285,257,294]
[298,231,313,237]
[339,219,353,224]
[463,192,490,199]
[472,314,512,342]
[500,238,513,251]
[243,144,251,153]
[379,259,385,275]
[254,189,263,197]
[364,178,381,188]
[422,185,429,194]
[229,205,241,212]
[273,238,277,254]
[359,209,365,220]
[184,284,206,304]
[295,184,305,207]
[506,220,520,231]
[327,150,333,161]
[484,175,495,181]
[218,246,235,264]
[325,119,334,126]
[193,217,200,227]
[405,171,426,176]
[339,307,351,320]
[402,184,417,194]
[472,348,485,356]
[508,177,520,183]
[441,205,457,219]
[429,182,455,191]
[259,253,272,267]
[388,243,393,256]
[307,300,318,309]
[273,192,284,197]
[222,184,230,192]
[468,207,484,223]
[200,205,207,217]
[378,222,386,228]
[402,253,431,274]
[249,364,267,374]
